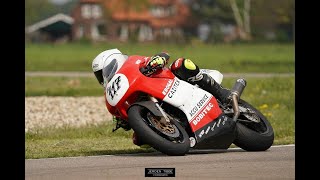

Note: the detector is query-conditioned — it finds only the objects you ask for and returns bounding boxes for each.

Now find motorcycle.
[105,55,274,156]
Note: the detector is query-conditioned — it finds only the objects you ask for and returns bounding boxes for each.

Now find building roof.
[149,0,174,5]
[103,0,194,28]
[79,0,101,3]
[25,13,74,34]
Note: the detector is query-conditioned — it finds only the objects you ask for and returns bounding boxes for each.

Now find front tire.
[233,99,274,151]
[128,105,190,156]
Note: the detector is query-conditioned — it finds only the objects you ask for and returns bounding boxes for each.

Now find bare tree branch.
[229,0,243,29]
[243,0,251,34]
[229,0,251,40]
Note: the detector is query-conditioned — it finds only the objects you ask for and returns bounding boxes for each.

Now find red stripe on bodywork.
[189,96,222,132]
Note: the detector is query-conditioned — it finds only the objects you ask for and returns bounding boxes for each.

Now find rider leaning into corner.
[92,48,231,146]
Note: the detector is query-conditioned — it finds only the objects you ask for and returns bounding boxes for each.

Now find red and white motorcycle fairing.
[161,77,224,142]
[100,53,275,155]
[104,55,236,149]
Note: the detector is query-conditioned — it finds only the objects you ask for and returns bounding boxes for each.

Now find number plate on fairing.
[106,74,129,106]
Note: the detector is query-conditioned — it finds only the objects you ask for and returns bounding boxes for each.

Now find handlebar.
[139,65,152,75]
[140,65,159,76]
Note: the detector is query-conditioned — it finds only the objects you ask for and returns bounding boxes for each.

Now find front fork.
[149,96,171,124]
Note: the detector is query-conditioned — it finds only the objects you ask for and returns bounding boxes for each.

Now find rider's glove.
[148,55,167,68]
[143,53,169,76]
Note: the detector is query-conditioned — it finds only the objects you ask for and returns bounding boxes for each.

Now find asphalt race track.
[25,144,295,179]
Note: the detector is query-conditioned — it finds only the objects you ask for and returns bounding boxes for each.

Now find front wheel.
[233,99,274,151]
[128,105,190,156]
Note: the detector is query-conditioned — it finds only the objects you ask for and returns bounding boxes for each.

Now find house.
[25,13,74,43]
[71,0,196,42]
[71,0,107,41]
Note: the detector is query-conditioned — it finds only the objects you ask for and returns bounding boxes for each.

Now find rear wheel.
[233,99,274,151]
[128,105,190,156]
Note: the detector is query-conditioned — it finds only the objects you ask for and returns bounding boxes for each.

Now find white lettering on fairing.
[168,80,180,98]
[162,79,173,95]
[192,102,214,126]
[189,94,208,117]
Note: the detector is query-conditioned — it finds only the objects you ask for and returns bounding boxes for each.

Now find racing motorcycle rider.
[92,48,231,146]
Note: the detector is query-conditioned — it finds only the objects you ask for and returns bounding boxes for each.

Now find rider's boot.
[169,58,231,104]
[196,73,231,104]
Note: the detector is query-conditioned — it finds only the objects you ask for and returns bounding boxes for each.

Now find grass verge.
[26,122,155,159]
[26,43,294,73]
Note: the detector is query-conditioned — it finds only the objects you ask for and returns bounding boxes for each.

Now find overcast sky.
[49,0,72,5]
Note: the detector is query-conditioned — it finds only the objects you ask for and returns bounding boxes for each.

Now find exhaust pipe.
[230,78,247,122]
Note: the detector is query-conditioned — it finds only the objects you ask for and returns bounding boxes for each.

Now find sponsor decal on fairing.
[188,94,222,132]
[162,78,222,132]
[162,79,174,95]
[167,80,180,98]
[162,78,181,99]
[196,115,229,140]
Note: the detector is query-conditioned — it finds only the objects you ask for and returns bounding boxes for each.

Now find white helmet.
[92,48,128,86]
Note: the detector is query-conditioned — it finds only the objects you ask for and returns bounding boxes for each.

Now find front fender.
[128,101,163,117]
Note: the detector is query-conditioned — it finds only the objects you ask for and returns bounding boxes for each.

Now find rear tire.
[233,99,274,151]
[128,105,190,156]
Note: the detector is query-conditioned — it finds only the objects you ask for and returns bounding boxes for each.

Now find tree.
[190,0,294,42]
[25,0,60,26]
[229,0,251,40]
[250,0,294,41]
[189,0,235,43]
[54,0,78,15]
[190,0,234,23]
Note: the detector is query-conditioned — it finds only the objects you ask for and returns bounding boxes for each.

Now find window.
[91,23,106,40]
[92,5,102,18]
[76,25,84,38]
[91,25,99,40]
[150,6,163,17]
[169,6,176,16]
[119,24,129,41]
[81,4,102,19]
[97,24,106,35]
[138,24,153,41]
[150,5,176,17]
[81,4,91,19]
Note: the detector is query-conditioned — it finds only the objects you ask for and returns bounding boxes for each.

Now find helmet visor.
[94,69,104,85]
[102,54,128,86]
[102,58,118,84]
